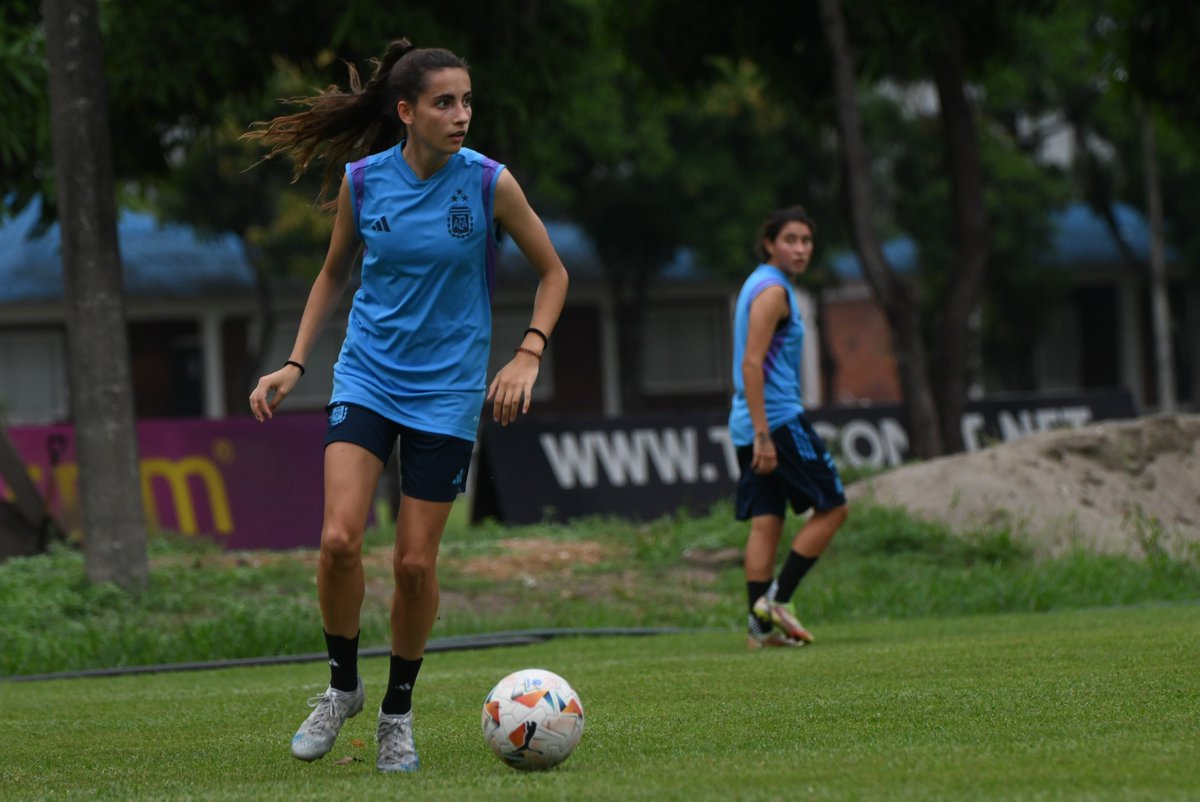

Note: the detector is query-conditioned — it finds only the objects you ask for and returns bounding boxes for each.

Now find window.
[641,306,729,394]
[0,328,69,424]
[1035,305,1082,390]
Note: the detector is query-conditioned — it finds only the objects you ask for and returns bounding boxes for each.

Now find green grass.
[2,501,1198,676]
[1,604,1198,801]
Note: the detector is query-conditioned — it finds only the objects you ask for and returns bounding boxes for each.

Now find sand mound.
[847,413,1200,557]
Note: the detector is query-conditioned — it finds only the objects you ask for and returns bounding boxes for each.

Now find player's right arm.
[249,175,361,422]
[741,284,789,474]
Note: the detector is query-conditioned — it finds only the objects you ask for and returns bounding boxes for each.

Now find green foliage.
[571,5,844,281]
[11,0,1198,302]
[2,502,1196,677]
[0,0,49,217]
[151,63,333,280]
[98,0,362,180]
[0,539,325,676]
[1,605,1197,801]
[1105,0,1200,128]
[670,58,843,277]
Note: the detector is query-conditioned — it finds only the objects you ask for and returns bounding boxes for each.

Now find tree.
[1103,0,1200,410]
[618,0,1046,455]
[153,72,334,392]
[9,2,465,581]
[552,3,845,411]
[42,0,148,589]
[0,0,49,221]
[1036,1,1200,410]
[818,0,1073,454]
[817,0,942,456]
[7,0,369,583]
[925,15,991,452]
[1138,102,1175,412]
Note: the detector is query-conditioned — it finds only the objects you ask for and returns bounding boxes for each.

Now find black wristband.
[524,327,549,348]
[284,360,306,376]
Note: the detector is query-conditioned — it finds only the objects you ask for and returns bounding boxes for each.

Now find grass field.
[2,603,1197,801]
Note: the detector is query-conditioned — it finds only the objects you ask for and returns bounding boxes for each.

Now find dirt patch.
[457,538,611,582]
[847,413,1200,557]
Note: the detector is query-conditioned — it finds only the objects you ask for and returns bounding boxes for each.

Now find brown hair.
[245,38,469,202]
[755,205,816,261]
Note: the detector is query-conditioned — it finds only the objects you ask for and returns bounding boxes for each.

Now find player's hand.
[249,365,302,422]
[486,351,540,425]
[750,433,777,475]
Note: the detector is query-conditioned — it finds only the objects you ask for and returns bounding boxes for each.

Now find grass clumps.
[1,500,1197,677]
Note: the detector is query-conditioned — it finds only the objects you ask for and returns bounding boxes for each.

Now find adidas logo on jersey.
[370,216,391,232]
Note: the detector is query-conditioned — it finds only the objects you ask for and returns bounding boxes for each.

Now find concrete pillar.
[797,288,822,408]
[598,294,620,417]
[200,311,224,419]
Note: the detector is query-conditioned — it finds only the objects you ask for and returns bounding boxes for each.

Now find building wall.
[820,293,901,404]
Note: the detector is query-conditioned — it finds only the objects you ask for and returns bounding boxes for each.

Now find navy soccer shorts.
[734,413,847,521]
[324,402,474,502]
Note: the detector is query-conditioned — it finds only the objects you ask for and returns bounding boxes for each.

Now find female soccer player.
[729,206,848,649]
[247,39,568,771]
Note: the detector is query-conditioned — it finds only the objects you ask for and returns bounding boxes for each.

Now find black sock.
[774,552,819,604]
[747,580,771,613]
[381,656,423,715]
[324,630,360,692]
[747,579,772,634]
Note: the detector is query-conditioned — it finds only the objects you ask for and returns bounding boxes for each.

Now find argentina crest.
[447,188,473,239]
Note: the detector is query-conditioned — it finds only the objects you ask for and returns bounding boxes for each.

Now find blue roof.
[1046,201,1178,265]
[496,220,597,282]
[5,198,1170,302]
[0,198,254,303]
[829,236,919,280]
[497,220,711,283]
[828,202,1177,281]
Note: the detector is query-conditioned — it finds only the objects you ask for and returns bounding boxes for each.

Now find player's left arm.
[488,169,569,424]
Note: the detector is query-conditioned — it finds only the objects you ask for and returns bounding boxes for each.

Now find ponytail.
[245,38,468,205]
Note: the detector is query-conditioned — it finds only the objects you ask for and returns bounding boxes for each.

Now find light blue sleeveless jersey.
[728,264,805,447]
[333,144,504,441]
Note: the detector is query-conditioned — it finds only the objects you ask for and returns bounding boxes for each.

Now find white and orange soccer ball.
[481,668,585,770]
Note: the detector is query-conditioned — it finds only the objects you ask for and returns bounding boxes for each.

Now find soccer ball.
[481,668,585,771]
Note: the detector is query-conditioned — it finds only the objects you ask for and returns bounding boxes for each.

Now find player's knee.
[319,524,363,571]
[819,503,849,532]
[393,555,434,595]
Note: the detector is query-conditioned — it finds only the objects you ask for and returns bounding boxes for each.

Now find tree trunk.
[816,0,941,458]
[43,0,149,589]
[930,21,990,453]
[1138,103,1176,412]
[609,268,649,414]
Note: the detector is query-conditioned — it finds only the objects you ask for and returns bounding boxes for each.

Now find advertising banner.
[2,414,329,550]
[473,390,1136,524]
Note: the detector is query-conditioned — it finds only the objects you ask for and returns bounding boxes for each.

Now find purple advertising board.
[2,414,329,550]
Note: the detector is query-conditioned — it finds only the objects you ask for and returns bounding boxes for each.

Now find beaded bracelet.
[514,346,543,361]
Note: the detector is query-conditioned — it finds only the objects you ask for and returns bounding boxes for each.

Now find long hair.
[245,38,469,203]
[756,205,817,262]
